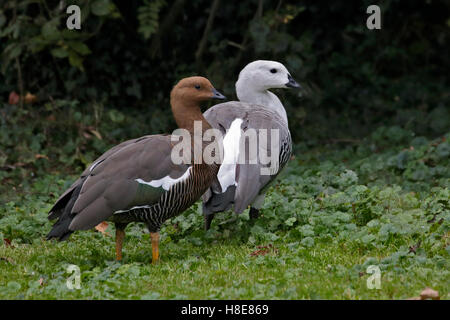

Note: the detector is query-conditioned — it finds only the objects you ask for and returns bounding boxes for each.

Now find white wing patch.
[217,118,243,193]
[113,167,192,214]
[114,204,152,214]
[135,166,192,191]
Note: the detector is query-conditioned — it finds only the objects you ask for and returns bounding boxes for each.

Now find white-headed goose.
[202,60,300,229]
[47,76,226,263]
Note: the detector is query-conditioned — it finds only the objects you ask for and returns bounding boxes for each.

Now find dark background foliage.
[0,0,449,173]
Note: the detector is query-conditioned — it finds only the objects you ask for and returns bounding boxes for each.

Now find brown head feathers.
[171,76,225,104]
[170,76,225,131]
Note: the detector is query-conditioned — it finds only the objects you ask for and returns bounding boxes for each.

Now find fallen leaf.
[420,288,440,300]
[95,221,110,236]
[0,257,15,264]
[407,287,440,300]
[24,92,37,104]
[88,128,102,140]
[344,287,352,299]
[0,165,16,171]
[82,131,92,139]
[431,136,446,146]
[250,244,278,256]
[13,162,26,167]
[35,154,49,160]
[250,249,267,256]
[8,91,19,105]
[3,238,13,247]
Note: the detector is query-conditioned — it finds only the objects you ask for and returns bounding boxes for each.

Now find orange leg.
[115,228,125,261]
[150,232,160,264]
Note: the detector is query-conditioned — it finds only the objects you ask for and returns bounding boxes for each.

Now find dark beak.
[211,88,226,100]
[285,74,301,89]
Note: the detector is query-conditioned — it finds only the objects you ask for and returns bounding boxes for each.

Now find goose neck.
[171,99,212,134]
[171,98,219,166]
[236,86,288,124]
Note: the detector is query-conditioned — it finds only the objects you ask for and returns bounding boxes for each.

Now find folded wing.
[47,134,190,239]
[203,102,291,215]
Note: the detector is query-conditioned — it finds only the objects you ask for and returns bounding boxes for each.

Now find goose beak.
[211,88,226,100]
[285,74,301,89]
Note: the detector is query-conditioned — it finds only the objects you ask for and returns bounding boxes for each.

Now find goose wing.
[48,135,153,219]
[47,134,190,236]
[203,102,291,214]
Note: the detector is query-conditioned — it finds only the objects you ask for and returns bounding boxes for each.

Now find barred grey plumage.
[111,163,219,232]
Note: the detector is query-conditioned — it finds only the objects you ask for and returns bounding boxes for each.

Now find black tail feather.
[203,186,236,215]
[46,217,74,241]
[202,186,236,230]
[48,187,75,220]
[47,181,84,241]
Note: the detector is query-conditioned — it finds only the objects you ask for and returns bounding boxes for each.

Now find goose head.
[236,60,301,92]
[171,76,226,105]
[171,76,226,130]
[235,61,300,124]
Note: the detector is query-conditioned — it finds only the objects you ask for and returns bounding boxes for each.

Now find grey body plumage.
[47,134,218,239]
[202,102,292,218]
[201,60,299,229]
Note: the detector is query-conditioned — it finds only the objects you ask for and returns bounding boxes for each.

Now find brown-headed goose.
[202,60,300,229]
[47,77,226,263]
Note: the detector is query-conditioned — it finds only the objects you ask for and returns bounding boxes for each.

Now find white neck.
[235,79,288,124]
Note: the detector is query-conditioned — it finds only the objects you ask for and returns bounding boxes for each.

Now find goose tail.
[46,181,83,241]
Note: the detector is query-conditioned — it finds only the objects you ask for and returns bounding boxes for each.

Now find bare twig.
[149,0,186,58]
[256,0,263,18]
[233,0,264,69]
[227,41,246,50]
[15,57,24,109]
[11,4,24,108]
[195,0,221,69]
[41,0,54,19]
[275,0,284,13]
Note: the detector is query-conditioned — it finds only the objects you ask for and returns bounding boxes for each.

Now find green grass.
[1,237,447,299]
[0,127,449,299]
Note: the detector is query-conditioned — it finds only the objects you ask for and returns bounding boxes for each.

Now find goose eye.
[270,68,277,74]
[195,85,201,90]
